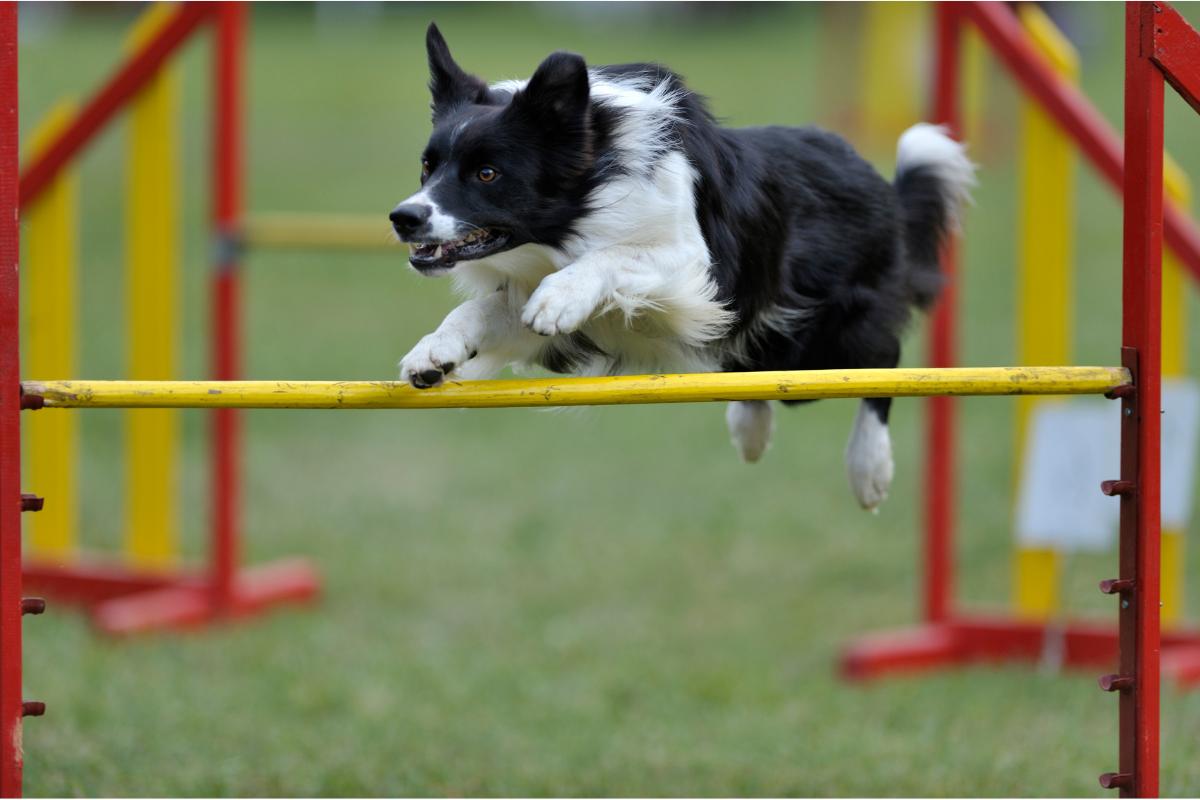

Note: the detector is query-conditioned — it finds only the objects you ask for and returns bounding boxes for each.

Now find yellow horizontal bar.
[242,213,397,251]
[23,367,1130,410]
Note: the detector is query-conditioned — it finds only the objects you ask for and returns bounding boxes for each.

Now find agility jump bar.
[22,366,1129,410]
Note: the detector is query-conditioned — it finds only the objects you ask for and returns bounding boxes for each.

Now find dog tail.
[893,123,976,310]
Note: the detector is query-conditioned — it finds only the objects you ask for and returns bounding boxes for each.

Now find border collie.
[391,25,974,511]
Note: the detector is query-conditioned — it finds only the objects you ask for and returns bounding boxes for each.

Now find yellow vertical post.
[1161,158,1190,628]
[861,3,923,155]
[1013,5,1078,619]
[24,102,80,560]
[961,25,986,155]
[125,4,179,568]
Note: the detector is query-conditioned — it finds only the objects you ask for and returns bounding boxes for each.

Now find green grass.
[15,2,1200,796]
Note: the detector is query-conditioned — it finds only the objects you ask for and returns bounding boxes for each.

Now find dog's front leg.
[520,255,614,337]
[399,288,534,388]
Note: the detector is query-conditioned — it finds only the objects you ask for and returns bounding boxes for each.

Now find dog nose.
[389,203,431,237]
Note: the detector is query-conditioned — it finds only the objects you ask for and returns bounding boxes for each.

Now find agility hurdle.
[3,3,1199,797]
[842,0,1200,684]
[17,3,319,633]
[838,2,1200,794]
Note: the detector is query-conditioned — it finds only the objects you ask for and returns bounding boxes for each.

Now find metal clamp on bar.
[1098,673,1135,692]
[1099,772,1132,790]
[213,230,244,267]
[19,386,43,410]
[1105,383,1135,399]
[1099,578,1135,594]
[19,494,43,512]
[20,701,44,718]
[1100,479,1135,496]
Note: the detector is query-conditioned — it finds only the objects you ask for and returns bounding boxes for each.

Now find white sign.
[1014,380,1200,552]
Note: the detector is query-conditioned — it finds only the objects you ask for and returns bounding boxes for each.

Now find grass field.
[15,2,1200,796]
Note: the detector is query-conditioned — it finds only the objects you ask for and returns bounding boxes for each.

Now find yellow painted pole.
[1013,5,1079,620]
[21,367,1132,410]
[125,4,179,568]
[23,102,80,559]
[961,24,987,155]
[242,213,397,251]
[861,3,923,155]
[1162,159,1190,627]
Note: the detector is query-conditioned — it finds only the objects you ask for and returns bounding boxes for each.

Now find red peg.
[1100,480,1135,496]
[1098,673,1134,692]
[1099,772,1131,790]
[20,598,45,616]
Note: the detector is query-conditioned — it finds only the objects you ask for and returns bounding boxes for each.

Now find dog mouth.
[408,229,512,271]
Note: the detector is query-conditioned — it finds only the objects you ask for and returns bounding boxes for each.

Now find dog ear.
[510,51,590,127]
[426,23,487,118]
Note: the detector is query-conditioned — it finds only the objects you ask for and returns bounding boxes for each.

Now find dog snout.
[390,203,432,238]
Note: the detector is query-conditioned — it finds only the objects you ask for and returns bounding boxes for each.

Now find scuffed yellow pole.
[1161,160,1191,628]
[22,367,1131,410]
[1013,4,1078,621]
[24,101,80,559]
[125,4,179,568]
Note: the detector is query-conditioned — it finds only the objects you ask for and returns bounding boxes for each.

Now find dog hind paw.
[726,400,774,463]
[845,405,894,511]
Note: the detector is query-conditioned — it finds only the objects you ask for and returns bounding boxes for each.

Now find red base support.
[842,615,1200,689]
[23,556,319,635]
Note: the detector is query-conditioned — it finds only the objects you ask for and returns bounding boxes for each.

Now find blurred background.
[14,2,1200,795]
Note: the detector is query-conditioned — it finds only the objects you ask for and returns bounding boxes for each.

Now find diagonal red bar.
[1152,2,1200,116]
[962,2,1200,284]
[18,3,214,208]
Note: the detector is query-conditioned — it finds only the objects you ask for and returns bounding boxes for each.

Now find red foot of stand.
[24,556,320,635]
[841,614,1200,688]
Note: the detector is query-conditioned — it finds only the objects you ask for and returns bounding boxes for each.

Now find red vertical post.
[924,2,962,624]
[1107,3,1163,797]
[211,3,245,612]
[0,5,22,796]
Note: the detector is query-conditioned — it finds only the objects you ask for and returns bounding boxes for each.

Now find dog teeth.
[433,245,443,259]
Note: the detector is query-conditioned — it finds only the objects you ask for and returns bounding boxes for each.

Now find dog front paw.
[399,331,477,389]
[521,271,603,336]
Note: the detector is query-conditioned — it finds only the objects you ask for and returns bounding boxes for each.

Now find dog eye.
[420,159,431,182]
[477,166,499,183]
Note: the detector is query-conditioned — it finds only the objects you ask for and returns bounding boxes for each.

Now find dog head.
[391,24,597,275]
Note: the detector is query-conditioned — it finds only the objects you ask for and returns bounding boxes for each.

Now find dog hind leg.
[726,400,774,463]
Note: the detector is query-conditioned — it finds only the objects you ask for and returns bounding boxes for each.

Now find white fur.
[394,188,462,242]
[408,73,732,381]
[845,401,894,512]
[896,123,976,228]
[726,400,774,463]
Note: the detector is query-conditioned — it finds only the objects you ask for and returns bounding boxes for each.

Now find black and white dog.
[391,25,974,511]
